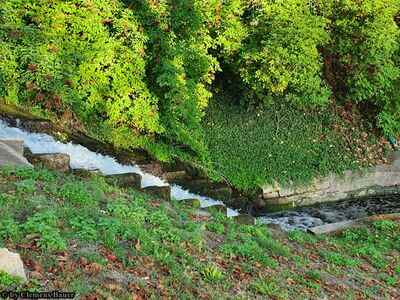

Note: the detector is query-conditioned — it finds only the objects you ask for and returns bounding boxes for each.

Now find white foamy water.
[0,120,239,217]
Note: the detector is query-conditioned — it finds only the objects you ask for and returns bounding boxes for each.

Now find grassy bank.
[202,90,388,192]
[1,166,399,298]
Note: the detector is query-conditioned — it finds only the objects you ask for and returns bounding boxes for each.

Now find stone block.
[0,142,33,168]
[33,153,70,172]
[204,187,232,201]
[143,185,171,200]
[105,172,142,190]
[0,138,24,155]
[164,171,187,183]
[0,248,27,282]
[262,191,280,199]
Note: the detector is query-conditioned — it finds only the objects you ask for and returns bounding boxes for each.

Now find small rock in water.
[319,211,339,223]
[0,248,27,282]
[291,216,302,224]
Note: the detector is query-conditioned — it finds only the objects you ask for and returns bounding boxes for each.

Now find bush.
[322,0,400,134]
[0,0,248,161]
[223,0,331,106]
[130,0,246,159]
[0,0,165,147]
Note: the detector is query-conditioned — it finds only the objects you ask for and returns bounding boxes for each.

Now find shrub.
[0,0,163,153]
[1,0,399,166]
[130,0,247,159]
[225,0,331,106]
[322,0,400,135]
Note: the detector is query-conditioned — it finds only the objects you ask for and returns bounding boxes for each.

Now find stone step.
[163,170,188,183]
[30,153,71,172]
[105,172,142,190]
[0,140,32,168]
[205,187,232,201]
[143,185,171,201]
[0,138,24,155]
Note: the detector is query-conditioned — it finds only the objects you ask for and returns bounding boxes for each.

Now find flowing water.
[1,120,399,231]
[0,120,239,217]
[258,194,400,231]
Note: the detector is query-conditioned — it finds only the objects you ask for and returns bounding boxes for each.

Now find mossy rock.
[164,170,188,184]
[143,185,171,201]
[224,196,249,210]
[204,187,232,201]
[187,179,209,194]
[105,173,142,190]
[33,153,71,172]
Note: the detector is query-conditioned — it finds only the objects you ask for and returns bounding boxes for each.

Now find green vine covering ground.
[0,167,399,298]
[202,90,388,191]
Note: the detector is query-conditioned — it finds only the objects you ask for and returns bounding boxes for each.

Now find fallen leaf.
[107,254,117,262]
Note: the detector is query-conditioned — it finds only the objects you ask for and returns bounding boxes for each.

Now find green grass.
[0,166,399,298]
[0,271,24,289]
[202,90,382,191]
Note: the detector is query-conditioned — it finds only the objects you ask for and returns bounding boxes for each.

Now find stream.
[1,120,399,231]
[0,120,239,217]
[258,194,400,231]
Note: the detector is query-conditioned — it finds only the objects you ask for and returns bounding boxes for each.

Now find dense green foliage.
[0,0,245,160]
[322,0,400,135]
[0,0,164,150]
[203,91,383,190]
[0,0,399,187]
[127,0,245,158]
[229,0,331,106]
[1,166,399,298]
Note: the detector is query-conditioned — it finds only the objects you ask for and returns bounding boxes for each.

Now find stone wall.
[259,152,400,212]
